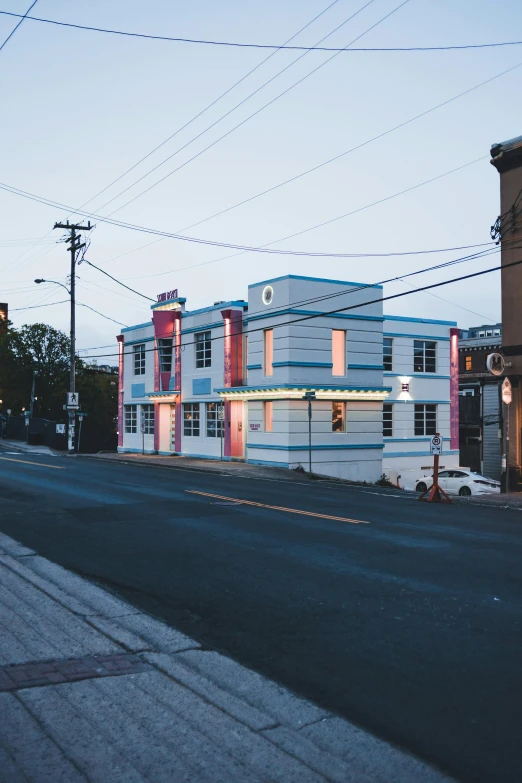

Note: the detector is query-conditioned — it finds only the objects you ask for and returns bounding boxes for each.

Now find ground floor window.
[141,404,154,435]
[206,402,224,437]
[383,403,393,437]
[332,401,345,432]
[125,405,137,434]
[414,404,436,436]
[184,403,200,436]
[264,401,273,432]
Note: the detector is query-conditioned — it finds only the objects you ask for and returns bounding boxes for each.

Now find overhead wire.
[0,0,37,53]
[2,10,521,53]
[95,0,407,216]
[76,255,517,361]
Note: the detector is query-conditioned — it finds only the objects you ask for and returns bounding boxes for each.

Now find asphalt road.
[0,444,521,783]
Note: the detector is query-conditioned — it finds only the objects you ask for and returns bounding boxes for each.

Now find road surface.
[0,443,520,783]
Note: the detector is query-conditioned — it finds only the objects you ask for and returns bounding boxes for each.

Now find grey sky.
[1,0,521,353]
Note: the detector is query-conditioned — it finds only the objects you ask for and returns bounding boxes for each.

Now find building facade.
[458,324,503,478]
[118,275,459,484]
[491,135,522,490]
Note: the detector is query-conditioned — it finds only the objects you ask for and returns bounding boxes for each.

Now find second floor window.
[383,403,393,437]
[195,331,211,368]
[158,339,173,373]
[133,344,145,375]
[332,330,346,376]
[465,355,472,371]
[264,329,273,376]
[413,340,436,373]
[383,338,393,371]
[414,404,436,436]
[183,403,200,436]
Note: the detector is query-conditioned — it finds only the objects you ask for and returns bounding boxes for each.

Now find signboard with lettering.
[157,289,178,303]
[249,423,261,431]
[430,434,443,455]
[502,377,512,405]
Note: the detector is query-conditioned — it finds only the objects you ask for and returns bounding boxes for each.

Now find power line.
[0,1,37,53]
[91,59,521,274]
[10,296,128,326]
[97,1,406,216]
[78,255,513,361]
[2,10,521,53]
[79,258,155,301]
[65,0,342,215]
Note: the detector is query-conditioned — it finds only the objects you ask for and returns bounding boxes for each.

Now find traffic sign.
[77,412,88,420]
[218,405,225,420]
[67,392,79,407]
[430,434,443,455]
[486,353,505,376]
[502,377,512,405]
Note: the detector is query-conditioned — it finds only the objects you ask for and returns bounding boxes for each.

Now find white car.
[414,468,501,497]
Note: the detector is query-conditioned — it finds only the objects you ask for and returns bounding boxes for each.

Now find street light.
[34,278,74,452]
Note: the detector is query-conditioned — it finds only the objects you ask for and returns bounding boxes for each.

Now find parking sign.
[430,435,442,455]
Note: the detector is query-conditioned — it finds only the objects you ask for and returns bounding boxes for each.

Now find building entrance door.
[229,400,244,458]
[170,404,176,452]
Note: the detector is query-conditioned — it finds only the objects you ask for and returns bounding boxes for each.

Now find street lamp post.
[34,278,75,452]
[302,391,316,478]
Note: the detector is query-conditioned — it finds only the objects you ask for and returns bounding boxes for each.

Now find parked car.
[414,468,500,497]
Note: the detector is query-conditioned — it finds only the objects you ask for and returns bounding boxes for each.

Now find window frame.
[133,344,146,376]
[383,403,393,437]
[195,331,212,369]
[141,404,154,435]
[206,402,224,438]
[158,338,173,374]
[332,401,345,433]
[383,337,393,372]
[183,403,200,436]
[125,404,138,434]
[413,340,436,374]
[414,403,437,436]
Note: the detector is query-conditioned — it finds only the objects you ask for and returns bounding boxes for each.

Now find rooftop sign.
[157,289,178,303]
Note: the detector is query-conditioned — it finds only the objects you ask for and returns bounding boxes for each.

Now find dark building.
[459,324,503,478]
[490,135,522,489]
[0,303,7,334]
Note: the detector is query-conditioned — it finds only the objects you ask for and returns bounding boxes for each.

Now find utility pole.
[53,220,92,453]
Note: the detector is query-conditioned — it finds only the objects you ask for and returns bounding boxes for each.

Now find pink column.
[173,311,182,452]
[153,402,160,452]
[221,309,243,458]
[449,328,460,451]
[117,335,124,448]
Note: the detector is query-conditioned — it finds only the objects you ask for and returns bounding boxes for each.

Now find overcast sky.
[1,0,521,358]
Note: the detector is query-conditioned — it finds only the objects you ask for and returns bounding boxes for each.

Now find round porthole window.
[262,285,274,306]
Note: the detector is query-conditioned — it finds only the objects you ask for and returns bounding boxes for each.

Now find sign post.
[502,377,512,493]
[77,412,87,453]
[418,433,451,503]
[302,391,316,478]
[218,402,224,461]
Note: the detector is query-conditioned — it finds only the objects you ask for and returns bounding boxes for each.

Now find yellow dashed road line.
[0,456,65,470]
[186,490,368,525]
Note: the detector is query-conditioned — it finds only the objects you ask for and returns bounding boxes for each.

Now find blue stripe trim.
[384,315,457,326]
[387,399,450,404]
[248,274,382,289]
[124,336,154,346]
[272,361,334,368]
[214,383,392,393]
[384,437,448,443]
[246,443,383,451]
[121,321,152,333]
[384,372,451,379]
[350,364,384,370]
[246,308,384,324]
[246,363,262,370]
[384,449,459,457]
[384,332,450,341]
[181,320,224,335]
[181,300,248,318]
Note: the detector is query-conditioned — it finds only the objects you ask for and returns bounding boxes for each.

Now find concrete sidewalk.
[0,531,455,783]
